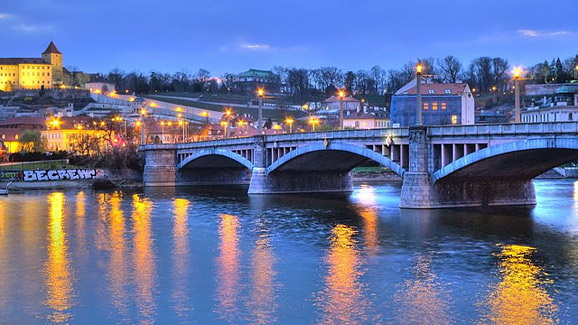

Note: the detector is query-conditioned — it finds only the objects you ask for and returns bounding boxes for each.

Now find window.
[428,89,435,94]
[441,102,447,110]
[451,115,458,125]
[445,89,451,94]
[432,102,438,110]
[423,102,429,110]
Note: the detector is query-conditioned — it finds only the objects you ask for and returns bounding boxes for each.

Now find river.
[0,179,577,323]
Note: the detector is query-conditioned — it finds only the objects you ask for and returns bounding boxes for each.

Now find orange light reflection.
[215,214,241,322]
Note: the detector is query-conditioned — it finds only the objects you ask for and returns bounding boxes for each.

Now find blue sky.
[0,0,576,75]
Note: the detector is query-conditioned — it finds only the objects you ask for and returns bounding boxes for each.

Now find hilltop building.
[521,85,578,123]
[390,79,475,127]
[0,41,67,92]
[232,69,281,95]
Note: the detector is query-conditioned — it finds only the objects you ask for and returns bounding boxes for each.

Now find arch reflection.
[131,194,156,322]
[172,198,192,318]
[395,254,450,324]
[45,192,75,323]
[482,244,558,324]
[317,224,373,323]
[247,230,277,324]
[108,192,129,317]
[215,214,241,322]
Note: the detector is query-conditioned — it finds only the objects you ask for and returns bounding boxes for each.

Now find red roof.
[43,41,62,55]
[402,83,468,95]
[0,128,24,142]
[0,117,47,129]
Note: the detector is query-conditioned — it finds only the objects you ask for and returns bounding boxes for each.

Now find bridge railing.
[429,122,578,137]
[264,128,409,143]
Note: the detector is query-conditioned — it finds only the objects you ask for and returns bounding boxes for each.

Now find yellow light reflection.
[45,192,74,323]
[247,233,277,323]
[215,214,241,322]
[172,198,192,318]
[108,192,129,316]
[482,244,558,324]
[317,224,373,323]
[132,194,156,322]
[395,254,450,324]
[75,192,86,254]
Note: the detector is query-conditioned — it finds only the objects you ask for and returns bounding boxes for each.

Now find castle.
[0,41,65,92]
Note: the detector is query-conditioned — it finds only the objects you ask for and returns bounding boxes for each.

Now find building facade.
[0,42,64,92]
[521,85,578,123]
[232,69,281,95]
[390,82,475,127]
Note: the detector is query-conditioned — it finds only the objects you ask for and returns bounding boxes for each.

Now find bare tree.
[437,56,463,83]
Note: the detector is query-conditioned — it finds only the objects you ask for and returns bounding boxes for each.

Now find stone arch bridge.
[141,123,578,208]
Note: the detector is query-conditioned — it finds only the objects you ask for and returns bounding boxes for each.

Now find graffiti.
[0,171,23,180]
[22,169,100,182]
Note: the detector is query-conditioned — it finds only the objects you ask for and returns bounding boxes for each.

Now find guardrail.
[429,122,578,137]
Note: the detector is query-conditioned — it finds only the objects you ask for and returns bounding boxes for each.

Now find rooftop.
[400,83,469,96]
[237,69,278,78]
[0,58,49,65]
[42,41,62,55]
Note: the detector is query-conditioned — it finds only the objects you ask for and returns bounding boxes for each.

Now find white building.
[521,85,578,123]
[323,95,360,112]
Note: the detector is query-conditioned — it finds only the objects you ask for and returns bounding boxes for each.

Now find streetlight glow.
[513,67,522,79]
[338,89,345,99]
[416,63,423,75]
[285,117,294,133]
[257,88,264,97]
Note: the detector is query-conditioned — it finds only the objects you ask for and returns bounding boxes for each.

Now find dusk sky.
[1,0,576,75]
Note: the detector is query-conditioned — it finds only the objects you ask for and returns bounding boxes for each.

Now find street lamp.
[338,89,345,130]
[513,67,522,123]
[140,108,147,145]
[415,62,423,126]
[257,88,264,134]
[160,121,165,140]
[285,117,294,133]
[178,120,185,142]
[220,120,229,138]
[308,117,319,132]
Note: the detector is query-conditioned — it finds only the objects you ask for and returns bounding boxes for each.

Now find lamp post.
[338,89,345,129]
[513,67,522,123]
[221,121,229,138]
[257,88,264,134]
[160,121,165,141]
[178,120,185,142]
[309,117,318,132]
[285,117,294,133]
[415,62,423,126]
[140,108,147,145]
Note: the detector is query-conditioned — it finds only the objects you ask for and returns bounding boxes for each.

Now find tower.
[42,41,63,83]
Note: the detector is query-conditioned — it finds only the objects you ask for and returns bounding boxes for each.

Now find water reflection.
[482,244,558,324]
[395,254,450,324]
[317,224,373,324]
[45,192,75,323]
[108,192,129,317]
[75,192,86,255]
[172,198,192,318]
[215,214,241,322]
[131,194,156,322]
[247,227,277,324]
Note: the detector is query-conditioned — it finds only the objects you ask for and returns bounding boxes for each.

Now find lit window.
[423,102,429,110]
[428,89,435,94]
[441,102,447,110]
[445,89,451,94]
[432,102,438,110]
[451,115,458,125]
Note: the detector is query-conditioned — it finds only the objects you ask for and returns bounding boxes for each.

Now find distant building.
[323,95,360,112]
[344,110,390,129]
[475,110,508,124]
[232,69,280,95]
[390,80,475,127]
[85,82,116,95]
[0,41,66,92]
[522,85,578,123]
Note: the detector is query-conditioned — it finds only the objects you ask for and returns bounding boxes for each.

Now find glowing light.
[45,192,74,323]
[416,63,423,75]
[338,89,345,99]
[513,67,522,79]
[201,111,209,117]
[172,199,191,317]
[216,214,241,322]
[149,102,157,107]
[129,97,135,102]
[257,88,264,97]
[176,107,183,112]
[481,244,558,324]
[140,108,147,116]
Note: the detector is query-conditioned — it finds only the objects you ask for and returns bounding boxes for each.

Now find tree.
[370,65,387,94]
[437,56,463,83]
[286,68,311,96]
[19,130,47,153]
[344,71,355,93]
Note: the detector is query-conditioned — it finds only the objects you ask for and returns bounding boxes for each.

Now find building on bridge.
[390,80,475,127]
[344,110,390,129]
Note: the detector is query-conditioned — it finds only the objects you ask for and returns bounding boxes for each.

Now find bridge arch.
[266,141,406,176]
[178,148,254,170]
[432,138,578,183]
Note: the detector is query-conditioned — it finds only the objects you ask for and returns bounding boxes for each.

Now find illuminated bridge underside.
[141,123,578,208]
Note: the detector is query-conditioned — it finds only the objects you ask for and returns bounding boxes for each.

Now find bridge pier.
[143,146,177,186]
[400,126,537,208]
